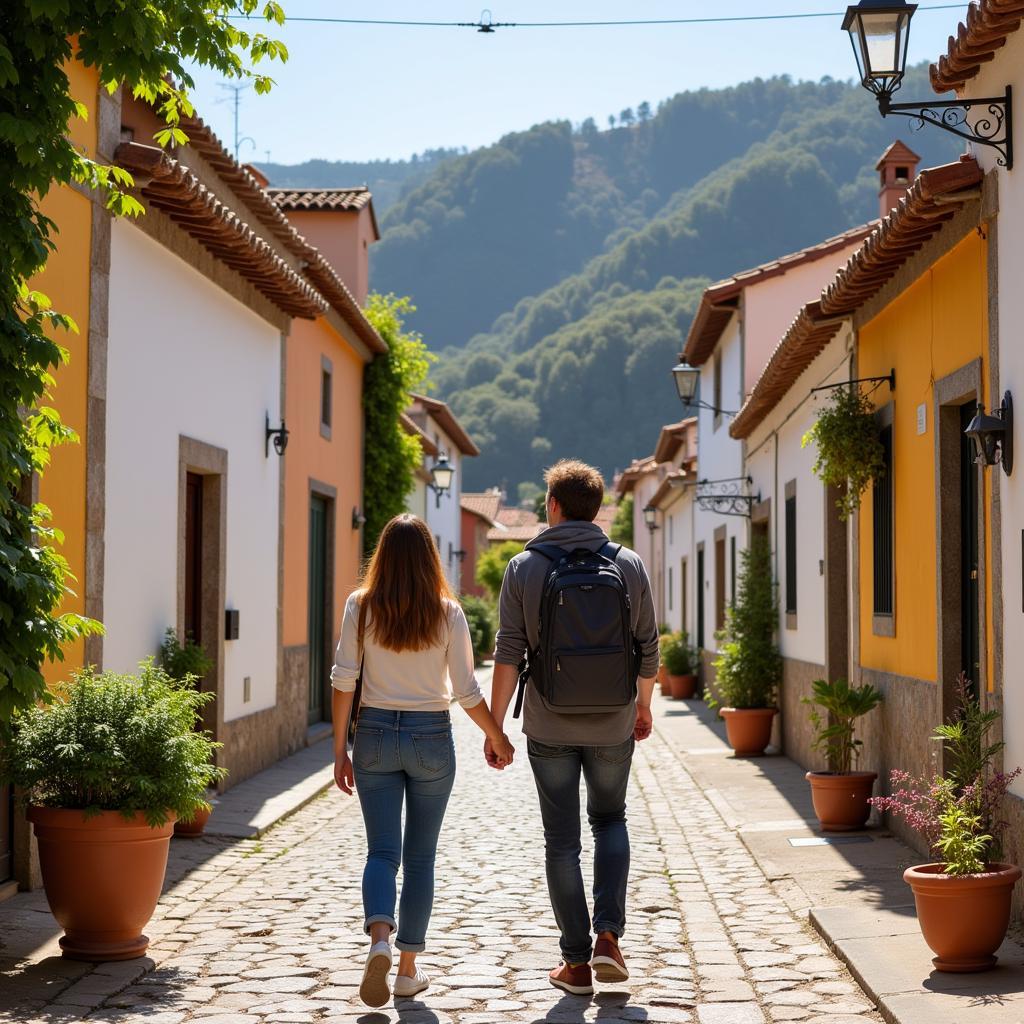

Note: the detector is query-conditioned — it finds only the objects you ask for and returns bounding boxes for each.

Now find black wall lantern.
[428,454,455,508]
[642,504,659,532]
[965,392,1013,475]
[351,507,366,530]
[265,415,289,457]
[842,0,1013,169]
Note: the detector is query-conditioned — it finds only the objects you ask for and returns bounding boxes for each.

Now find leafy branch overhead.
[0,1,287,726]
[802,384,885,521]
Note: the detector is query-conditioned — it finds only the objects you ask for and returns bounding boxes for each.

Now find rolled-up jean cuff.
[593,921,624,938]
[364,914,396,936]
[395,938,426,953]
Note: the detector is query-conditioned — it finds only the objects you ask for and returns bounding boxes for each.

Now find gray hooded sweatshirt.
[493,520,660,746]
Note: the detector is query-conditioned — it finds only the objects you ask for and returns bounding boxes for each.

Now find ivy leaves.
[801,385,885,521]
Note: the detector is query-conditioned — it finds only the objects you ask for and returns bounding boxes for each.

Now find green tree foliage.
[476,541,525,601]
[373,66,958,496]
[362,294,435,553]
[2,662,226,825]
[460,595,496,664]
[712,536,782,710]
[0,1,287,727]
[610,496,633,548]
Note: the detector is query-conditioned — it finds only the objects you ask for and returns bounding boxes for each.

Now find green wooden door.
[960,402,981,695]
[308,496,328,724]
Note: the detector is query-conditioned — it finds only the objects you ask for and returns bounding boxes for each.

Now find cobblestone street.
[3,678,883,1024]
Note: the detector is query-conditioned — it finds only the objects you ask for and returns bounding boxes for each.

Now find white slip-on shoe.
[359,941,394,1007]
[394,967,431,999]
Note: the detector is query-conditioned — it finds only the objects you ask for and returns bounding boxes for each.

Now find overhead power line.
[229,5,968,31]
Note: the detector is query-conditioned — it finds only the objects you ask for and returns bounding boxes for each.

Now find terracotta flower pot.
[806,771,877,832]
[668,674,697,700]
[28,806,175,961]
[657,665,670,695]
[903,862,1022,973]
[720,707,777,756]
[173,803,212,838]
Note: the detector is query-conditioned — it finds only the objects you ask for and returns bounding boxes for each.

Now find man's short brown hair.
[544,459,605,523]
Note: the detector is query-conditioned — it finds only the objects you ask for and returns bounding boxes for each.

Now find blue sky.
[188,1,969,164]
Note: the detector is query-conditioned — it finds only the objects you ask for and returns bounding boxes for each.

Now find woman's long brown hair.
[357,514,455,652]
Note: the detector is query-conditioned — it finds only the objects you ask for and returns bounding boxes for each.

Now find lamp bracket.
[879,86,1012,170]
[695,476,759,519]
[810,369,895,394]
[1001,390,1014,477]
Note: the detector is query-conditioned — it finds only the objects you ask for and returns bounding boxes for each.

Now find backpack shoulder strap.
[530,543,567,564]
[600,540,622,561]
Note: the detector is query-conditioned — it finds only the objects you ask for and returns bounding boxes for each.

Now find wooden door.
[308,496,329,724]
[960,402,980,695]
[0,783,11,883]
[184,472,204,644]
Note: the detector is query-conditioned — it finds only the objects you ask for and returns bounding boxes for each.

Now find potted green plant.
[871,675,1021,972]
[662,631,697,699]
[461,595,496,668]
[2,662,224,961]
[710,536,782,755]
[803,678,883,831]
[657,623,671,694]
[801,384,885,520]
[159,628,217,836]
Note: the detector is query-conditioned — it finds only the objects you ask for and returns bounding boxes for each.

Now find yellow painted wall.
[282,316,366,650]
[858,232,989,684]
[33,56,99,681]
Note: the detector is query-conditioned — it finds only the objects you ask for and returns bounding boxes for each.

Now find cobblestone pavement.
[4,685,883,1024]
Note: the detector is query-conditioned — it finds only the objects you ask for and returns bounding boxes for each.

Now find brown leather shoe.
[549,961,594,995]
[592,934,629,982]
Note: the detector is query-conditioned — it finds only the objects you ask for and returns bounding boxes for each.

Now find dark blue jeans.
[527,736,634,965]
[353,708,456,952]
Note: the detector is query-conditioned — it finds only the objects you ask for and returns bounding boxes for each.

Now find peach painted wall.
[283,209,375,306]
[857,232,990,685]
[742,240,866,396]
[35,57,99,681]
[283,316,366,650]
[460,510,490,598]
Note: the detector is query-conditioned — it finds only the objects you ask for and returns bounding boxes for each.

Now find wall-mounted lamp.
[964,392,1013,475]
[841,0,1012,169]
[428,454,454,508]
[351,508,366,530]
[265,415,289,457]
[642,504,659,533]
[672,361,700,404]
[453,549,468,562]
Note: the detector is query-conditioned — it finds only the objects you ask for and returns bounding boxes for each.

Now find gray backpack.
[513,541,640,717]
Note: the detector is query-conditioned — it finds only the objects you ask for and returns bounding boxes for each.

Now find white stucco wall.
[630,472,664,620]
[962,31,1024,792]
[661,489,695,638]
[105,220,282,722]
[422,421,464,590]
[744,329,854,667]
[694,315,747,652]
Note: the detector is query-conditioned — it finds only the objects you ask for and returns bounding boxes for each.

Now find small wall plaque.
[225,608,240,640]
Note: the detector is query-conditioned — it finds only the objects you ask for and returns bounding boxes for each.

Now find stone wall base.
[780,657,826,771]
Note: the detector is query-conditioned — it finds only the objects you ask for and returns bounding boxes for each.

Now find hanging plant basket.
[802,385,885,521]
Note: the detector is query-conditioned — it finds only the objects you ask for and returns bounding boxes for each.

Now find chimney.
[876,140,921,219]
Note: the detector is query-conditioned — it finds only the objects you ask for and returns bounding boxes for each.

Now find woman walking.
[331,514,515,1008]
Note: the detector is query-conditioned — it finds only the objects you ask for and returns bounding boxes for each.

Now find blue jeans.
[353,707,456,952]
[527,737,634,965]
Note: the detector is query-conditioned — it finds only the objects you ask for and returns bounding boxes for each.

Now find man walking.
[487,459,659,995]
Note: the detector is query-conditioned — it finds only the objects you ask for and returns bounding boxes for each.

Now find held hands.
[334,752,354,795]
[634,704,653,742]
[484,733,516,770]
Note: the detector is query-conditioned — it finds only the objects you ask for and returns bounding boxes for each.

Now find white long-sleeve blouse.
[330,593,484,711]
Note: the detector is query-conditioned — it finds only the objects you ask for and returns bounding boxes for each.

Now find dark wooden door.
[0,783,11,883]
[696,547,705,649]
[308,496,328,724]
[960,402,981,695]
[185,472,204,644]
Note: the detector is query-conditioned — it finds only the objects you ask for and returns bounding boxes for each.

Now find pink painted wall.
[741,241,865,396]
[285,208,376,306]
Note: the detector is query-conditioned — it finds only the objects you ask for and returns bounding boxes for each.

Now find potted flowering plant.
[657,623,672,694]
[870,675,1021,973]
[2,662,224,960]
[803,678,883,831]
[710,536,782,755]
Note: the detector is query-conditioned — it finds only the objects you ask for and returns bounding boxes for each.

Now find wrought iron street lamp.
[428,454,455,507]
[964,392,1013,475]
[672,361,700,404]
[642,504,659,533]
[842,0,1013,169]
[265,415,289,457]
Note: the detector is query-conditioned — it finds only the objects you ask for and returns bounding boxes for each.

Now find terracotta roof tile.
[614,455,659,495]
[267,187,372,212]
[680,222,876,366]
[461,491,503,525]
[649,469,689,510]
[930,0,1024,93]
[408,393,480,457]
[653,417,697,464]
[730,158,984,441]
[400,413,439,457]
